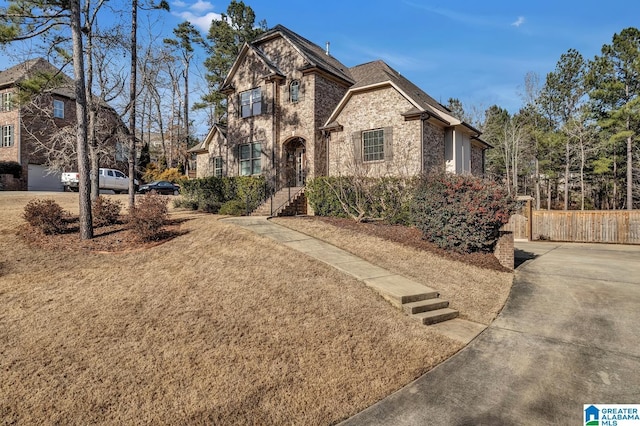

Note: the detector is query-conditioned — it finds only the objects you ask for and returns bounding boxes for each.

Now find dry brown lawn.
[0,192,480,425]
[271,217,514,325]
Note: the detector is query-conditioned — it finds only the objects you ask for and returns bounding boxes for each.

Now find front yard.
[0,192,512,424]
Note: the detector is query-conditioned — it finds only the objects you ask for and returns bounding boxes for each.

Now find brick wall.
[494,230,514,270]
[0,89,20,164]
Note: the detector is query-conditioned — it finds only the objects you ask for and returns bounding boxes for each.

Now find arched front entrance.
[283,137,306,187]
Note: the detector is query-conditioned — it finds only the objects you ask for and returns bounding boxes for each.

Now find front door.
[295,147,305,187]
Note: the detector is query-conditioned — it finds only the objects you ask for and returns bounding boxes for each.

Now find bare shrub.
[92,196,122,227]
[128,194,169,241]
[22,199,67,235]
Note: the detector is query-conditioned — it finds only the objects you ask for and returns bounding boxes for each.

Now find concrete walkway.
[221,216,486,343]
[340,241,640,425]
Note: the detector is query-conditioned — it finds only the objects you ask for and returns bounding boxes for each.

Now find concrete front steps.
[252,187,306,217]
[363,275,458,325]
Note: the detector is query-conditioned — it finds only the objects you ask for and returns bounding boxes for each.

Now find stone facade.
[328,86,422,177]
[194,25,489,185]
[471,143,484,177]
[423,119,446,174]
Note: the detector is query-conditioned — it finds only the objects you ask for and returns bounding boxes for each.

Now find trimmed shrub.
[23,199,67,234]
[128,194,169,241]
[411,173,518,254]
[218,199,247,216]
[306,176,415,223]
[179,176,266,213]
[92,196,122,227]
[0,161,22,178]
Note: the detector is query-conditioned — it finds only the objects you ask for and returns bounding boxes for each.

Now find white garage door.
[28,164,63,192]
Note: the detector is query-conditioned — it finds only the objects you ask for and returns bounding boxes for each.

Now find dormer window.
[240,88,261,118]
[289,80,300,103]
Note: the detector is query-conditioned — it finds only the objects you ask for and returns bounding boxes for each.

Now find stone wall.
[328,86,422,177]
[422,120,445,174]
[471,143,484,177]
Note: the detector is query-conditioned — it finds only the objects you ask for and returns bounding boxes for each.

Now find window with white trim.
[239,88,262,118]
[53,99,64,118]
[214,156,223,178]
[2,125,14,147]
[362,129,385,162]
[239,142,261,176]
[2,92,13,111]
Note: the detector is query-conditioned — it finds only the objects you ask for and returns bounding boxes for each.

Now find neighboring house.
[189,124,228,178]
[192,24,490,199]
[0,58,128,191]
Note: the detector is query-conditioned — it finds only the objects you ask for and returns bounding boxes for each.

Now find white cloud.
[174,10,221,33]
[191,0,214,13]
[172,0,187,7]
[511,16,525,27]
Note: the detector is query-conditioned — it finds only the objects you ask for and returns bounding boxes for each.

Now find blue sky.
[2,0,640,136]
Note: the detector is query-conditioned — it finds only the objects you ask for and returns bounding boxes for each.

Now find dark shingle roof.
[349,60,452,119]
[0,58,75,98]
[253,24,353,85]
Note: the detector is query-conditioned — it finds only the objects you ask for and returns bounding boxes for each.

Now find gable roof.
[349,60,455,121]
[0,58,75,98]
[252,25,354,85]
[189,124,227,153]
[222,24,354,92]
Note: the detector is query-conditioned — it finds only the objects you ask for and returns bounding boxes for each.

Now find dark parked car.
[137,180,180,195]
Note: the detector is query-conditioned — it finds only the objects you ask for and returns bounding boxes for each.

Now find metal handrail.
[270,185,305,216]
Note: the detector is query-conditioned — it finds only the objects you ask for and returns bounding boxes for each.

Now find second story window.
[53,99,64,119]
[2,125,13,147]
[240,88,261,118]
[289,80,300,103]
[2,92,13,112]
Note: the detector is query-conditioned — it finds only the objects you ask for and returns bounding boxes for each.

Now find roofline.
[324,80,453,127]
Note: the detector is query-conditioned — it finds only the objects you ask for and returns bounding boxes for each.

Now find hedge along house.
[193,25,490,214]
[0,58,129,191]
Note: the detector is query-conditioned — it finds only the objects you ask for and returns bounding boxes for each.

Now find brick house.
[192,25,489,209]
[0,58,128,191]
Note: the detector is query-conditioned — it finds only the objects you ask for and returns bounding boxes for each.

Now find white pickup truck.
[61,168,136,193]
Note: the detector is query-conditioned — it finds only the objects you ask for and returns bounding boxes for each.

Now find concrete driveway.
[340,242,640,425]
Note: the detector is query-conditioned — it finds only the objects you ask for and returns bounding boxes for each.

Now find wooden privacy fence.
[530,210,640,244]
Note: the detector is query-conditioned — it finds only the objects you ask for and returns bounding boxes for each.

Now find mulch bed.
[18,217,187,253]
[310,216,507,272]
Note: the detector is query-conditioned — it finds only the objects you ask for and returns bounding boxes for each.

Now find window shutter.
[352,131,362,164]
[236,94,241,117]
[383,127,393,161]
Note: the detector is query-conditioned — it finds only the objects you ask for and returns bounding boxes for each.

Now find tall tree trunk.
[627,133,633,210]
[85,19,99,202]
[547,178,552,210]
[183,63,189,174]
[70,0,93,239]
[564,142,570,210]
[128,0,138,207]
[613,153,617,210]
[535,158,541,210]
[580,137,585,210]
